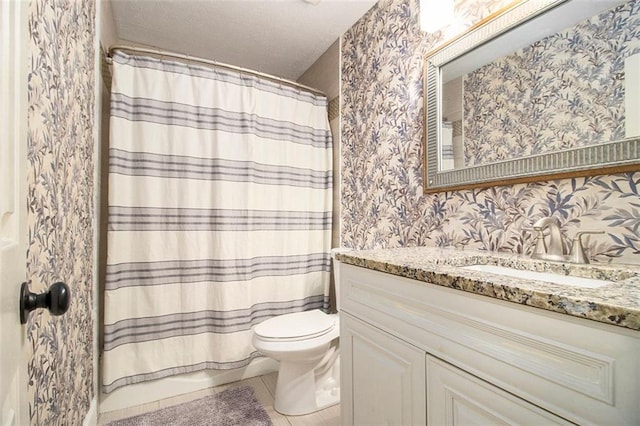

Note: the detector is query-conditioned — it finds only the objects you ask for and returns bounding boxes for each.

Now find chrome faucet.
[527,217,604,264]
[531,217,565,261]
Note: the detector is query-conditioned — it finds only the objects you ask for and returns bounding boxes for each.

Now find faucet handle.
[522,227,547,259]
[569,231,605,264]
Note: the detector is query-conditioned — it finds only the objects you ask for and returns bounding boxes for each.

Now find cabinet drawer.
[340,263,640,425]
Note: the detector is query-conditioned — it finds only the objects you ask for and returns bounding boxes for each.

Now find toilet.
[252,249,344,416]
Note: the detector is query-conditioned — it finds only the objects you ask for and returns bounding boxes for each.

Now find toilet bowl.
[253,310,340,415]
[251,249,345,416]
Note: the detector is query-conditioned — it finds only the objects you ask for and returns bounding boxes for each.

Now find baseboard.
[83,397,98,426]
[99,357,278,413]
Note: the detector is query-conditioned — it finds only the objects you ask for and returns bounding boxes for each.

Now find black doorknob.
[20,282,70,324]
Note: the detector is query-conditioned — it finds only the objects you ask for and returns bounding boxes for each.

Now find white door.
[341,312,426,426]
[426,356,572,425]
[0,1,29,425]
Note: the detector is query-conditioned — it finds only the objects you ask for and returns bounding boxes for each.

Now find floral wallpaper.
[341,0,640,266]
[464,0,640,166]
[27,0,96,424]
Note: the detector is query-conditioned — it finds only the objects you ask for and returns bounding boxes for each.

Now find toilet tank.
[330,248,350,312]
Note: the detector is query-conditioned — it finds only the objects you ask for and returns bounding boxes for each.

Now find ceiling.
[109,0,377,81]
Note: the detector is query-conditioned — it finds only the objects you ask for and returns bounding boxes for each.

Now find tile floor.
[97,372,341,425]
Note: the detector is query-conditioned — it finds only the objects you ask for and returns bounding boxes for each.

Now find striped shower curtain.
[102,51,333,393]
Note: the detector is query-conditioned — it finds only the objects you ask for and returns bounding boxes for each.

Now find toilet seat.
[254,310,336,342]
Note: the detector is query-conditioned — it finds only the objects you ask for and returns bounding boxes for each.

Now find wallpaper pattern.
[27,0,96,424]
[464,0,640,166]
[341,0,640,265]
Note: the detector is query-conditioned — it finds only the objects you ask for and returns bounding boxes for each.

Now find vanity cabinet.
[341,312,426,425]
[339,263,640,425]
[426,356,570,425]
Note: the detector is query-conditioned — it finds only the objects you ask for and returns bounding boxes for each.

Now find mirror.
[424,0,640,193]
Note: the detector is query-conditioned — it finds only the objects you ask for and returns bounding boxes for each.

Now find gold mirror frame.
[423,0,640,193]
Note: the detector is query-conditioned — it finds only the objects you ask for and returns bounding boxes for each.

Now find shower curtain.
[102,51,333,393]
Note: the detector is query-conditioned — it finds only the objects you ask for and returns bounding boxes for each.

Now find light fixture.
[420,0,454,33]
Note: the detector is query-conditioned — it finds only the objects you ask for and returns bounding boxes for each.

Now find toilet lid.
[254,310,336,340]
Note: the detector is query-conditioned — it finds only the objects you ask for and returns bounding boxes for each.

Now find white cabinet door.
[0,1,28,425]
[426,356,572,425]
[341,312,426,426]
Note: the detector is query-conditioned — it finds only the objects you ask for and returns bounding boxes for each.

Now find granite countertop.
[336,247,640,331]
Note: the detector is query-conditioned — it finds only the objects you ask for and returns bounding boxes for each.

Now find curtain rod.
[106,44,326,97]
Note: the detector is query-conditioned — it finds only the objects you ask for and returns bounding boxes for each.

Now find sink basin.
[462,264,614,288]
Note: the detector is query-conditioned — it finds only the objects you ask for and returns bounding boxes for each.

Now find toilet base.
[273,345,340,416]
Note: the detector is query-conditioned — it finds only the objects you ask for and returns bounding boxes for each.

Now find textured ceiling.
[110,0,377,81]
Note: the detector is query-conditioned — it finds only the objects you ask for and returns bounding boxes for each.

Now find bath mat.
[106,386,273,426]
